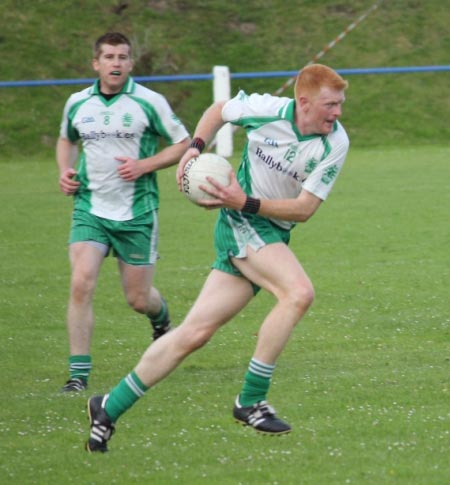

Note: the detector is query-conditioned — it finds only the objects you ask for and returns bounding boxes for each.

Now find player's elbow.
[294,194,322,222]
[296,212,312,223]
[295,208,316,223]
[296,196,322,223]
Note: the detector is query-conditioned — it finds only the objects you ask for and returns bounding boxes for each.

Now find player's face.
[302,86,345,135]
[92,43,133,94]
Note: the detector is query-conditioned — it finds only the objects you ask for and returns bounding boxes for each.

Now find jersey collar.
[89,76,136,95]
[284,99,338,140]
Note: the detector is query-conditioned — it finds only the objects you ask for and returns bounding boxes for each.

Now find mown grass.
[0,146,449,484]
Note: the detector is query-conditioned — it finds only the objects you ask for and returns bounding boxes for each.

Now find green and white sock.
[68,355,91,383]
[105,371,149,422]
[239,358,275,407]
[147,298,169,329]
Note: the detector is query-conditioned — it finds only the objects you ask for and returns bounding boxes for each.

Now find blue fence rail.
[0,65,449,88]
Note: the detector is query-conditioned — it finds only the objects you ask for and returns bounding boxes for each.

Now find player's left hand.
[116,156,144,181]
[198,171,247,210]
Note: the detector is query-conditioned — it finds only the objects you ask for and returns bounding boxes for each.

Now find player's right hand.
[176,148,201,191]
[59,168,80,195]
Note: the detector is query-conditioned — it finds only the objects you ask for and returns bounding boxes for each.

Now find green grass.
[0,0,450,159]
[1,2,448,482]
[1,146,449,484]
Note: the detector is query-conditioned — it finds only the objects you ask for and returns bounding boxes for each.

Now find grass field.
[1,145,449,484]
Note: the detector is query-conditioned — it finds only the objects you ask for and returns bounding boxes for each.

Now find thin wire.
[207,0,384,151]
[273,0,384,96]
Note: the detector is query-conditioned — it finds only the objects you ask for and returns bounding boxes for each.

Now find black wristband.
[242,196,261,214]
[189,137,206,153]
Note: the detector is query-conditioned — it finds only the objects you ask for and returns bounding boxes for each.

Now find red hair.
[294,64,348,99]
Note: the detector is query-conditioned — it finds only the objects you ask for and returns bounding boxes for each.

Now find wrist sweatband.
[190,137,206,153]
[242,196,261,214]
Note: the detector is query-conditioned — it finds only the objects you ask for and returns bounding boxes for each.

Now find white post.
[212,65,233,157]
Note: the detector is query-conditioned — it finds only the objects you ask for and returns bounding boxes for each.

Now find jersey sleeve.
[135,89,189,145]
[59,94,81,142]
[222,90,288,126]
[302,124,350,200]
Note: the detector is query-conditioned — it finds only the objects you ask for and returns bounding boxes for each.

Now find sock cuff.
[69,354,92,364]
[148,298,168,324]
[127,371,149,396]
[249,358,275,379]
[68,355,92,381]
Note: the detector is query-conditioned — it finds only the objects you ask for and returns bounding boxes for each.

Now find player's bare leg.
[86,270,253,452]
[62,242,104,392]
[119,262,171,340]
[134,270,254,383]
[231,243,314,434]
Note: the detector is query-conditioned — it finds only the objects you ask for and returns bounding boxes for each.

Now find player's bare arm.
[56,136,80,195]
[200,175,322,222]
[257,190,322,222]
[176,101,227,189]
[117,137,190,182]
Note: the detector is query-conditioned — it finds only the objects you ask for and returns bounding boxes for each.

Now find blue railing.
[0,65,448,88]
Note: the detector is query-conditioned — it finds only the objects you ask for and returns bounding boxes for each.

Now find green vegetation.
[0,0,449,159]
[1,147,449,484]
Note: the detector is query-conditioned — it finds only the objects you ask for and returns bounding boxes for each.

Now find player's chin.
[321,122,335,134]
[108,74,126,84]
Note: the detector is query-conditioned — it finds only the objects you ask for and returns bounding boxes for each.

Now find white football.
[181,153,232,205]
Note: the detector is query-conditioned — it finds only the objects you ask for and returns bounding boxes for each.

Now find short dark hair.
[93,32,132,58]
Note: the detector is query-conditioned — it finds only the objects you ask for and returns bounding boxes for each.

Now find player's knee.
[178,322,216,353]
[127,293,149,314]
[300,282,315,309]
[71,276,95,304]
[287,281,315,316]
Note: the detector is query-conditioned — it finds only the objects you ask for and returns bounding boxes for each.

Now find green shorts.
[212,208,291,288]
[69,209,159,265]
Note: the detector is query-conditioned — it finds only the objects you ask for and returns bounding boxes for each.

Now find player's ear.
[298,95,308,108]
[298,95,310,112]
[92,58,100,72]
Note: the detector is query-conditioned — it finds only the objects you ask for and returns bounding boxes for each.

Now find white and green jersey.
[222,90,349,230]
[60,78,189,221]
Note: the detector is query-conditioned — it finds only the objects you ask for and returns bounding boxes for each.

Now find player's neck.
[296,113,314,136]
[98,81,122,100]
[99,90,120,101]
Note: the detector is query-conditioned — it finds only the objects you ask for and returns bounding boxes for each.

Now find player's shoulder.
[239,90,289,108]
[65,86,92,105]
[128,81,168,105]
[225,90,291,119]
